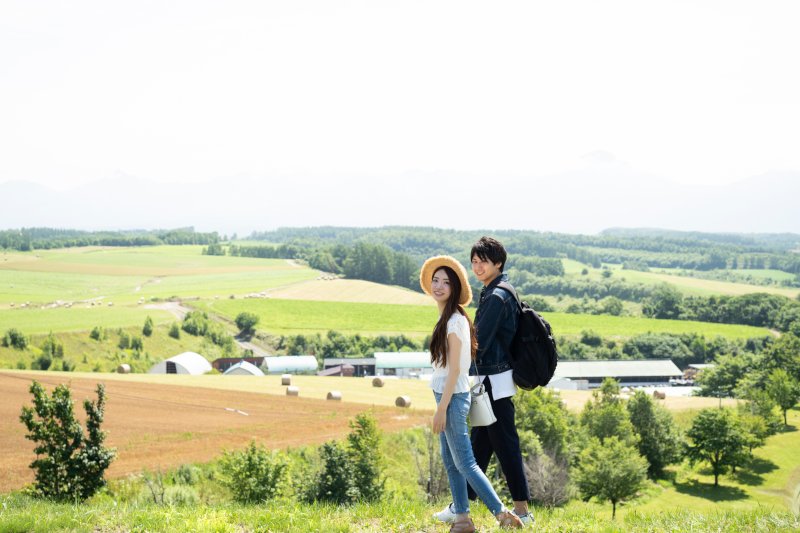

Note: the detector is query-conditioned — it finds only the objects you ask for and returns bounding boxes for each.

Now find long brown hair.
[429,266,478,367]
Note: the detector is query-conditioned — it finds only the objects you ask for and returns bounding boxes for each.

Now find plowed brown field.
[0,372,430,493]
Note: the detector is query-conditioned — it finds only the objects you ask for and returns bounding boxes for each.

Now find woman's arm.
[432,331,462,434]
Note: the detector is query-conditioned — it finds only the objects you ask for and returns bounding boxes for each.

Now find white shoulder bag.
[469,378,496,427]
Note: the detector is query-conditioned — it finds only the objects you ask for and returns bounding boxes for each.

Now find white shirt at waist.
[477,369,517,400]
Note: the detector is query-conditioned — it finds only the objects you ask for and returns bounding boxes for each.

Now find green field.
[0,306,174,335]
[0,246,319,305]
[0,326,212,372]
[196,298,772,340]
[561,259,800,298]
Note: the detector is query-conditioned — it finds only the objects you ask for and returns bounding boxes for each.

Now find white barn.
[549,359,682,388]
[262,355,318,374]
[374,352,433,378]
[223,361,265,376]
[148,352,212,375]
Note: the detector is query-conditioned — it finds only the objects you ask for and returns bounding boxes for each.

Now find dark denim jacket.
[470,273,518,376]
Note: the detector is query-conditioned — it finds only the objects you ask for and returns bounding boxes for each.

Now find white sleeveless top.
[430,313,473,394]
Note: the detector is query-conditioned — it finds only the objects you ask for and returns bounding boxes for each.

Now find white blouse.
[430,313,473,394]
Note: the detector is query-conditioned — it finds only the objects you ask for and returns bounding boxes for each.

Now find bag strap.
[497,281,524,312]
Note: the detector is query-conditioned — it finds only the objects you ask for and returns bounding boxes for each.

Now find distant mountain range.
[1,169,798,236]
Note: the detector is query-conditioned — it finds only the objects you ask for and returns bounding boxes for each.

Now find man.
[434,236,532,526]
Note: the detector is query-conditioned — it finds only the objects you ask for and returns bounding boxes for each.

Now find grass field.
[0,306,174,335]
[0,325,212,372]
[561,259,800,298]
[265,278,434,305]
[0,246,319,305]
[195,298,772,340]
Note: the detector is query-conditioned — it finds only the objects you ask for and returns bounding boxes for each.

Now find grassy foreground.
[0,493,797,532]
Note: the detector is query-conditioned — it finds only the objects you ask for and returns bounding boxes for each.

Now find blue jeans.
[434,391,504,516]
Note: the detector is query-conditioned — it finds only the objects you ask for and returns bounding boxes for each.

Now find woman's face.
[431,268,452,304]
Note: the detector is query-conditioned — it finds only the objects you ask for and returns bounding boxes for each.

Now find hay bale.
[395,395,411,408]
[326,391,342,401]
[116,364,131,374]
[653,390,666,400]
[372,377,385,388]
[281,374,292,386]
[286,386,300,396]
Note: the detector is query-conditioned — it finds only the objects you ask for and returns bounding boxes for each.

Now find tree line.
[249,226,800,274]
[642,285,800,333]
[0,227,220,251]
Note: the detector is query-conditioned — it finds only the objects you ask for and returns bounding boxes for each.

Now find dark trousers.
[467,378,530,502]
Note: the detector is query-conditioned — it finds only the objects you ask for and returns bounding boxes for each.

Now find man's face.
[471,255,502,286]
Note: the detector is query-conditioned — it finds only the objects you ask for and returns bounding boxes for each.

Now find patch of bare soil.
[0,372,429,493]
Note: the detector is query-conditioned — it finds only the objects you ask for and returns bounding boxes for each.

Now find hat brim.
[419,255,473,306]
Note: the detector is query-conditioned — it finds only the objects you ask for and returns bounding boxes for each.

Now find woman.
[420,255,523,532]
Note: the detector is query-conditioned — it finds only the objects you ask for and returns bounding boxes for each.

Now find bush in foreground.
[19,381,116,502]
[219,441,287,503]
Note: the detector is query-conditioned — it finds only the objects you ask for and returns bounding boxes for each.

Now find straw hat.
[419,255,473,306]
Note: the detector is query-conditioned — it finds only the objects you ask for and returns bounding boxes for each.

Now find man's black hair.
[470,236,507,272]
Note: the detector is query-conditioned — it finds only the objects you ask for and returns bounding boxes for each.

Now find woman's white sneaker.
[433,503,456,523]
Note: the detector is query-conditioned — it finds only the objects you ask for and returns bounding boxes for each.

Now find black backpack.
[497,282,558,390]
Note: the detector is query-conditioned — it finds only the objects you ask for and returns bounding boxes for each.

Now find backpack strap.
[496,281,524,312]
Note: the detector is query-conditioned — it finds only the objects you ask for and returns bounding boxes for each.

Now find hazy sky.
[1,1,799,232]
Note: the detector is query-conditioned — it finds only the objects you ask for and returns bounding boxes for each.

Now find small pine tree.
[346,412,385,501]
[19,381,116,501]
[307,441,360,504]
[142,316,154,337]
[89,327,103,341]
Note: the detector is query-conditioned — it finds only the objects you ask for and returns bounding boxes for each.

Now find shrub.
[235,312,260,334]
[524,450,572,507]
[411,427,448,502]
[89,327,103,341]
[130,336,144,352]
[172,464,201,486]
[19,382,116,501]
[142,316,154,337]
[41,333,64,358]
[118,332,131,350]
[347,412,385,501]
[169,323,181,339]
[3,328,28,350]
[220,441,287,503]
[305,441,359,504]
[32,353,52,371]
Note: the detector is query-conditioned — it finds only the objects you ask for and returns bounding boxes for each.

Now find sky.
[1,1,799,234]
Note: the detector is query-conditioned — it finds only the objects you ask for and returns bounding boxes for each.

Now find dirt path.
[143,301,192,320]
[0,372,428,493]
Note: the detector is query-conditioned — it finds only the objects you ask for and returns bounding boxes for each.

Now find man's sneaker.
[512,510,534,527]
[433,502,456,523]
